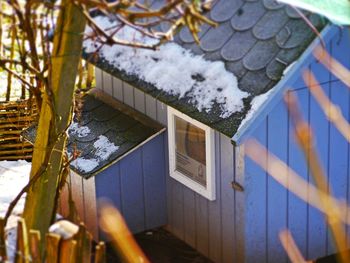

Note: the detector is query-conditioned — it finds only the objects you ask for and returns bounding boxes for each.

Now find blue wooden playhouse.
[60,0,350,262]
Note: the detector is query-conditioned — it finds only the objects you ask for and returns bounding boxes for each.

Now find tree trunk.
[23,0,86,243]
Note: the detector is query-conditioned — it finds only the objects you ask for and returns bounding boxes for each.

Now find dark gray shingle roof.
[25,91,165,178]
[84,0,326,137]
[174,0,325,96]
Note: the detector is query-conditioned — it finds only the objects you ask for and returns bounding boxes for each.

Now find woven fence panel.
[0,99,37,160]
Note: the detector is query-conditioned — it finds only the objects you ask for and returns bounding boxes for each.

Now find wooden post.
[0,218,7,262]
[59,240,77,263]
[74,223,92,263]
[45,233,61,263]
[15,218,30,263]
[29,230,41,263]
[94,242,106,263]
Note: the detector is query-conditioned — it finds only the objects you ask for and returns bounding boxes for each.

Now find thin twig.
[304,69,350,143]
[279,230,308,263]
[314,45,350,88]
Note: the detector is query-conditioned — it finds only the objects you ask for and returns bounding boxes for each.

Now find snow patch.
[71,158,99,173]
[94,135,119,161]
[0,160,31,262]
[0,160,30,217]
[70,135,119,173]
[237,89,274,132]
[69,122,91,138]
[283,61,297,76]
[83,16,249,118]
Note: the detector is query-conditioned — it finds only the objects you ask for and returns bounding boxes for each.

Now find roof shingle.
[84,0,326,137]
[25,91,165,178]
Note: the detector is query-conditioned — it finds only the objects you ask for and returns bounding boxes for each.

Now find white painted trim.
[234,145,245,263]
[167,107,216,200]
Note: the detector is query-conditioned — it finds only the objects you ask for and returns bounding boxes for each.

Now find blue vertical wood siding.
[95,162,121,239]
[245,28,350,262]
[95,133,167,236]
[142,134,167,229]
[267,99,288,263]
[120,150,146,233]
[244,117,268,263]
[95,163,122,209]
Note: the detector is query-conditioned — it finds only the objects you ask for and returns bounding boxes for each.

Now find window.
[168,107,215,200]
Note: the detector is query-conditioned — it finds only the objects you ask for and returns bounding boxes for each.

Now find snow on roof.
[70,158,99,173]
[83,16,249,118]
[70,135,119,173]
[69,122,91,138]
[237,89,274,132]
[93,135,119,161]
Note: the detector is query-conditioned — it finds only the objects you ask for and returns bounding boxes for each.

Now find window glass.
[175,116,206,187]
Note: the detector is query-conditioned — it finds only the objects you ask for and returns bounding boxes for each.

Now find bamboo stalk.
[22,0,87,249]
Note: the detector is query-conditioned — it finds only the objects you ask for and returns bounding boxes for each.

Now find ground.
[0,160,30,262]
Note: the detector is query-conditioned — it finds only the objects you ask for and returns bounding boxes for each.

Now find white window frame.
[167,107,216,201]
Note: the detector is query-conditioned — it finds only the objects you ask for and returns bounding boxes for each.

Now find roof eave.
[232,24,338,146]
